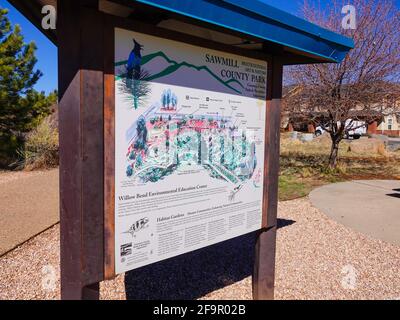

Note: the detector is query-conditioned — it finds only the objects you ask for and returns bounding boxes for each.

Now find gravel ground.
[0,198,399,300]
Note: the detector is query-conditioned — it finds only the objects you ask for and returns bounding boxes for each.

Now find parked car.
[315,126,325,137]
[315,120,367,140]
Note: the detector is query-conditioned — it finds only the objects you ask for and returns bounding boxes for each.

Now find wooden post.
[104,19,116,280]
[253,57,283,300]
[58,0,104,300]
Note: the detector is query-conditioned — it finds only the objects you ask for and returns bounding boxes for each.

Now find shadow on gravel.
[124,218,295,300]
[277,218,296,229]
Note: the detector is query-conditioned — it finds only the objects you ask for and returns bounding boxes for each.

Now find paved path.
[388,138,400,151]
[0,169,59,256]
[310,180,400,246]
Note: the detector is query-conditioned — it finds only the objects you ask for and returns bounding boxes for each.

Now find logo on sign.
[120,243,133,257]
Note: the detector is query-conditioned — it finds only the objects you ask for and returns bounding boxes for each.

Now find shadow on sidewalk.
[387,193,400,199]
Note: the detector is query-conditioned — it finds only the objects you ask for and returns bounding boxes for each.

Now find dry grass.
[279,133,400,201]
[19,118,59,170]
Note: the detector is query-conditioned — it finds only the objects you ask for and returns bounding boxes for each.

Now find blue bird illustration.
[127,39,143,80]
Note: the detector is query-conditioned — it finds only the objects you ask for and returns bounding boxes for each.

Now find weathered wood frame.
[59,0,283,300]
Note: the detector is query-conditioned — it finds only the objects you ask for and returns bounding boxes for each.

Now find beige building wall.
[378,115,400,131]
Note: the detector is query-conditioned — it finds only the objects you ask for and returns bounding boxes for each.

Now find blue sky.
[0,0,399,94]
[0,0,57,94]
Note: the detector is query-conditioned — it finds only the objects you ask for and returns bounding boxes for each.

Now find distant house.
[283,110,382,135]
[367,103,400,137]
[375,113,400,137]
[282,85,400,137]
[285,112,400,137]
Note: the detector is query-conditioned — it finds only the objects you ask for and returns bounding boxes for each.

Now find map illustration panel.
[114,28,267,274]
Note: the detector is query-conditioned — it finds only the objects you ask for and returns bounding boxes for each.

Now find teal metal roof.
[133,0,354,63]
[8,0,354,64]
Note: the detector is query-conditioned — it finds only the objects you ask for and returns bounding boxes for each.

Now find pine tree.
[0,8,55,165]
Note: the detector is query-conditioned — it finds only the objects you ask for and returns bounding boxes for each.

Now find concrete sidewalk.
[0,169,59,256]
[310,180,400,246]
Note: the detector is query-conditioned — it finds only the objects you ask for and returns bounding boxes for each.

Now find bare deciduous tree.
[284,0,400,168]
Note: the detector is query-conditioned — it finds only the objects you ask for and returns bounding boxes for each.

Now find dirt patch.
[347,138,386,155]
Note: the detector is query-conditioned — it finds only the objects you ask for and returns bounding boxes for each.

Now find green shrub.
[19,118,59,170]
